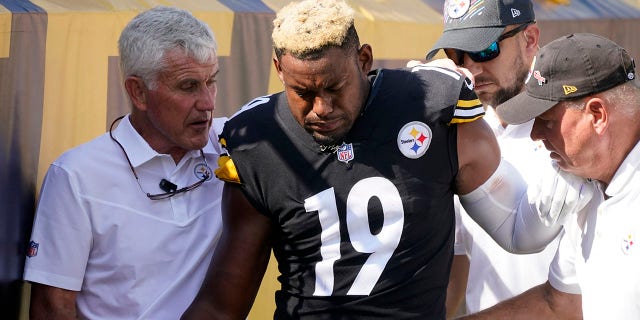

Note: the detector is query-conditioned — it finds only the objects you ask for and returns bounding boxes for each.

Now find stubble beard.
[488,54,529,107]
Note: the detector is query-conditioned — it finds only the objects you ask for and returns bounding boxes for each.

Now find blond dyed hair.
[272,0,359,59]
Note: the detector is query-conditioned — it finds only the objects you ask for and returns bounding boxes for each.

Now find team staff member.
[23,6,225,319]
[183,1,592,319]
[425,0,558,316]
[463,33,640,320]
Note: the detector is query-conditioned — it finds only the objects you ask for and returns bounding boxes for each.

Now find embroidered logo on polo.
[194,163,213,181]
[27,241,39,258]
[397,121,432,159]
[622,233,635,255]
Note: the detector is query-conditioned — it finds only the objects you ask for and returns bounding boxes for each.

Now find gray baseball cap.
[426,0,535,60]
[496,33,637,124]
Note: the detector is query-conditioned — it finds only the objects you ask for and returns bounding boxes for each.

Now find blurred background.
[2,0,639,318]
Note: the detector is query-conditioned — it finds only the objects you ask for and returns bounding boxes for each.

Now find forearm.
[187,247,270,319]
[458,281,581,320]
[460,159,561,253]
[183,183,273,319]
[29,283,77,320]
[446,255,469,319]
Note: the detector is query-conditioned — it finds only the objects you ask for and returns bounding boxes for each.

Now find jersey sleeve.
[450,77,484,125]
[23,164,92,291]
[406,65,484,125]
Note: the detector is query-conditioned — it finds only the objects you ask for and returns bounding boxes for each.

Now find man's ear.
[358,44,373,74]
[586,97,608,135]
[273,57,285,84]
[124,76,148,111]
[523,23,540,50]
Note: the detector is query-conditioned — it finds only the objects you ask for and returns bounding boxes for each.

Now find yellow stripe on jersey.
[215,155,241,184]
[215,136,241,183]
[451,98,485,124]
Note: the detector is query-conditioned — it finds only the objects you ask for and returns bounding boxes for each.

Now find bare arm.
[446,254,470,319]
[458,281,582,320]
[182,183,273,319]
[456,119,501,195]
[29,283,77,320]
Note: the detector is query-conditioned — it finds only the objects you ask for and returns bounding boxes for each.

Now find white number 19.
[304,177,405,296]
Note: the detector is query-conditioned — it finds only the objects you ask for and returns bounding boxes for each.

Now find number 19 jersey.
[219,67,484,319]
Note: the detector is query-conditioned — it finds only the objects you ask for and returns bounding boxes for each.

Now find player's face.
[275,46,373,146]
[446,24,535,107]
[135,49,218,158]
[530,101,596,178]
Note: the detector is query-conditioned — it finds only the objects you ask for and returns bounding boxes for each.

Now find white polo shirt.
[455,108,559,313]
[24,115,226,319]
[549,141,640,319]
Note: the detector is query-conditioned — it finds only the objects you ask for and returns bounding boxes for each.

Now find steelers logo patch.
[447,0,470,19]
[397,121,432,159]
[194,163,213,181]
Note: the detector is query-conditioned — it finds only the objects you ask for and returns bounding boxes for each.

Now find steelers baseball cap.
[496,33,637,125]
[425,0,535,60]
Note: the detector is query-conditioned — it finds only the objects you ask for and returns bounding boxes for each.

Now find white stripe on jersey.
[230,94,273,119]
[453,105,485,118]
[409,65,462,80]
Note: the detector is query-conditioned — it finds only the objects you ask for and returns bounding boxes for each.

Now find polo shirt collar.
[605,140,640,197]
[111,114,216,168]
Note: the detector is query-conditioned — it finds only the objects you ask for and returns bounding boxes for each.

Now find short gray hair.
[118,6,217,88]
[564,81,640,117]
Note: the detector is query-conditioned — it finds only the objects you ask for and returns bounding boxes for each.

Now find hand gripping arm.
[459,159,594,253]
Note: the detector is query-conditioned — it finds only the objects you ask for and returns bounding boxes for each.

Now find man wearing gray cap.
[462,33,640,319]
[425,1,558,317]
[426,0,538,109]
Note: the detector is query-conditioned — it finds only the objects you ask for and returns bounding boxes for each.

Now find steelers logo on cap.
[447,0,471,19]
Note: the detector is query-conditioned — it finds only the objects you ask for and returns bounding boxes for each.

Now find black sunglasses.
[109,115,210,200]
[451,22,533,65]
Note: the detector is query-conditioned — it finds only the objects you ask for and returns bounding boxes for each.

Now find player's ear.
[357,44,373,74]
[273,57,285,84]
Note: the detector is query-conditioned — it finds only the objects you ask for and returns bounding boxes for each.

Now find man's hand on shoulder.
[406,58,475,85]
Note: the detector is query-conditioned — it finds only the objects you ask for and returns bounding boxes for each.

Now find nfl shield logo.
[27,241,39,258]
[336,143,354,164]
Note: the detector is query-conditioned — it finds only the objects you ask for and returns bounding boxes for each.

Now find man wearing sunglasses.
[425,0,559,317]
[23,7,226,319]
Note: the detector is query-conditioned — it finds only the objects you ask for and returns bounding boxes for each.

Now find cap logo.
[628,72,636,80]
[563,85,578,95]
[511,8,521,18]
[446,0,470,19]
[533,70,546,86]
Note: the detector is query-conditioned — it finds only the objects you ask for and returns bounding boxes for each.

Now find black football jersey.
[220,66,484,319]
